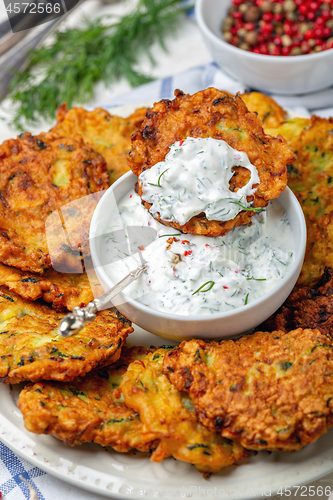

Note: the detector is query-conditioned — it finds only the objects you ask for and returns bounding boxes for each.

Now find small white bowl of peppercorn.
[196,0,333,94]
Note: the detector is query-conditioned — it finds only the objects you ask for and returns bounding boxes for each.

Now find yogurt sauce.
[139,137,260,225]
[101,191,295,316]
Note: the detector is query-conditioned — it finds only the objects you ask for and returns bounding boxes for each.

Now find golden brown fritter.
[267,115,333,287]
[0,131,108,274]
[18,346,157,452]
[265,116,311,142]
[116,347,247,474]
[128,88,295,237]
[0,262,103,312]
[241,91,287,130]
[259,267,333,336]
[0,286,132,384]
[206,90,286,131]
[52,104,148,185]
[164,330,333,452]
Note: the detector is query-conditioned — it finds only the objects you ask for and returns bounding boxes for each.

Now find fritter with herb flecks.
[258,267,333,336]
[0,131,108,274]
[0,262,102,312]
[0,286,132,384]
[164,330,333,452]
[128,88,295,237]
[52,105,149,185]
[116,347,247,474]
[266,115,333,287]
[18,346,157,451]
[241,91,287,130]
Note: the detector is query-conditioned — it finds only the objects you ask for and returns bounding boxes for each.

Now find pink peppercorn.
[222,0,333,55]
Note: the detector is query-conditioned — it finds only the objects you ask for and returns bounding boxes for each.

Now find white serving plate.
[2,324,333,500]
[1,102,332,499]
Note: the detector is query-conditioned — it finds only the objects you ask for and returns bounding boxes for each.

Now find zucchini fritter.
[259,267,333,336]
[116,347,247,474]
[52,105,148,185]
[241,91,287,130]
[0,132,108,274]
[0,262,102,312]
[18,346,156,452]
[164,330,333,452]
[0,286,132,384]
[265,117,311,142]
[267,115,333,287]
[128,88,295,237]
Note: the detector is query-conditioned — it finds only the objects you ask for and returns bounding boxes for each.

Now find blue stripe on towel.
[0,442,46,499]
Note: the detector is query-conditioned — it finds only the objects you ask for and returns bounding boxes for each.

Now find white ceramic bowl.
[196,0,333,95]
[90,172,306,341]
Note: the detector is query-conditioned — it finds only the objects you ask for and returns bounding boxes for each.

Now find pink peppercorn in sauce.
[101,189,295,316]
[221,0,333,55]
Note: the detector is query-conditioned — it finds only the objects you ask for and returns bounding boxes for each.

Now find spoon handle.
[58,263,147,337]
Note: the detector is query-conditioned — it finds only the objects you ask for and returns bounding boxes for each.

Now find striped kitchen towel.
[100,61,333,119]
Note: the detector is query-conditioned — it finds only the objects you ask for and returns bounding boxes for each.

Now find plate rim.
[2,358,333,500]
[1,102,333,500]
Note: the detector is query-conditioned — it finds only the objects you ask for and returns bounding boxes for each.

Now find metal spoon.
[58,258,147,337]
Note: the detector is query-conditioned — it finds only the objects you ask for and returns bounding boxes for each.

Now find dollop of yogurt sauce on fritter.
[139,136,260,224]
[101,192,295,316]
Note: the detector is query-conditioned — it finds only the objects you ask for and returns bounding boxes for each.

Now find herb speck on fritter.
[0,131,108,274]
[18,346,156,452]
[116,347,247,474]
[164,330,333,452]
[0,286,132,384]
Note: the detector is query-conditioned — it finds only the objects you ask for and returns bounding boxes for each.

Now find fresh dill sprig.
[192,281,215,295]
[9,0,190,129]
[246,277,266,281]
[148,168,170,188]
[230,201,264,213]
[158,233,180,238]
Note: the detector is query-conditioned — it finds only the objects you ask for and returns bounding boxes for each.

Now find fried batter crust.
[18,346,156,452]
[0,286,132,384]
[116,347,247,474]
[52,105,148,185]
[128,88,294,237]
[0,262,103,312]
[164,330,333,452]
[241,92,287,130]
[259,267,333,336]
[0,132,108,273]
[267,115,333,287]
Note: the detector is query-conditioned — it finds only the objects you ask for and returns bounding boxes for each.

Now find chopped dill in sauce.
[139,137,260,225]
[101,189,295,316]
